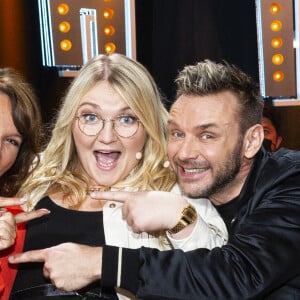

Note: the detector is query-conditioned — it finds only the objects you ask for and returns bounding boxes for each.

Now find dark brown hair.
[174,59,264,135]
[0,68,43,196]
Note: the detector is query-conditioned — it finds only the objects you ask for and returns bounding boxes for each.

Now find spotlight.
[256,0,296,100]
[38,0,136,76]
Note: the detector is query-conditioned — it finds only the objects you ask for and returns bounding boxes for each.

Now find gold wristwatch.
[168,204,197,234]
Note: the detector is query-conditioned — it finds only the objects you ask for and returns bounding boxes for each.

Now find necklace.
[87,186,111,194]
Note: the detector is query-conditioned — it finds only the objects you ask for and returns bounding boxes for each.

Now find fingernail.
[20,197,27,203]
[40,209,51,214]
[90,192,96,198]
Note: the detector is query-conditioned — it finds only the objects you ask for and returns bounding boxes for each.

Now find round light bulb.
[59,21,71,33]
[103,8,114,19]
[57,3,69,15]
[104,25,115,36]
[273,70,284,82]
[105,42,116,54]
[272,54,284,65]
[270,3,281,14]
[271,37,283,49]
[270,20,282,32]
[60,39,72,51]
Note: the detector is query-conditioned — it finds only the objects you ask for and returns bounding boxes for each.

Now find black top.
[12,196,111,297]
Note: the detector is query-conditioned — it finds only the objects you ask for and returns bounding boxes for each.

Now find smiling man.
[9,60,300,299]
[167,91,246,203]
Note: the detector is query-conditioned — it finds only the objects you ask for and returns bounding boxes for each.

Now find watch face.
[168,204,197,234]
[185,208,196,221]
[184,205,197,221]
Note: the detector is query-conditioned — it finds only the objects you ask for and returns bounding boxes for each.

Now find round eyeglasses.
[75,113,141,138]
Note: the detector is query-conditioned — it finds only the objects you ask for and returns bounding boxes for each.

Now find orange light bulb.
[271,37,283,49]
[60,39,72,51]
[270,3,281,14]
[104,26,115,36]
[272,54,284,65]
[57,3,69,15]
[270,20,282,32]
[103,8,114,19]
[59,21,71,33]
[273,70,284,82]
[105,42,116,54]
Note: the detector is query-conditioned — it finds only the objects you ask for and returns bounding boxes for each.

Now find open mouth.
[94,150,121,169]
[181,166,209,175]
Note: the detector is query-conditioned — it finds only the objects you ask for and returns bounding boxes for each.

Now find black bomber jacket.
[102,147,300,299]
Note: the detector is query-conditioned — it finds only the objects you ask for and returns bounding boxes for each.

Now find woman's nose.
[96,120,118,143]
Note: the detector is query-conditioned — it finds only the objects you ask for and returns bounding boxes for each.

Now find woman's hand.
[0,196,50,250]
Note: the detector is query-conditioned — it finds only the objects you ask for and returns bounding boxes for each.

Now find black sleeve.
[104,151,300,299]
[134,153,300,299]
[101,245,119,288]
[135,198,300,300]
[101,245,140,294]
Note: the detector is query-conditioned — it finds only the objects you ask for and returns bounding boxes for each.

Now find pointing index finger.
[89,191,130,202]
[9,248,47,264]
[15,209,50,224]
[0,197,27,207]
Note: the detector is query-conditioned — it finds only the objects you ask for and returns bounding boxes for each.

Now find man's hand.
[9,243,102,291]
[0,196,49,250]
[90,190,188,233]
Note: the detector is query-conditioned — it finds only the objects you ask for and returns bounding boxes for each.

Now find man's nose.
[176,136,200,160]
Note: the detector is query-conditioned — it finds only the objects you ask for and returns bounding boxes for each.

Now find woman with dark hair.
[0,68,49,299]
[0,68,43,196]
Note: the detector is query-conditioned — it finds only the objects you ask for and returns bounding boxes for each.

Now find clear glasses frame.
[75,114,141,138]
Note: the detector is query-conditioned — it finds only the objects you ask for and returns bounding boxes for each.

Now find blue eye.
[167,130,185,140]
[118,115,138,125]
[202,134,214,140]
[82,113,99,123]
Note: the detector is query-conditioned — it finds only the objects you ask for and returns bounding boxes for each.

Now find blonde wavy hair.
[20,53,176,210]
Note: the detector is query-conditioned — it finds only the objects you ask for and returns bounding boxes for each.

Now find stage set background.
[0,0,299,149]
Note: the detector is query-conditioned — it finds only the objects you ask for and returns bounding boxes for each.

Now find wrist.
[167,203,197,234]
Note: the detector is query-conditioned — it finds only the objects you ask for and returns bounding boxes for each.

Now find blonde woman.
[9,54,227,299]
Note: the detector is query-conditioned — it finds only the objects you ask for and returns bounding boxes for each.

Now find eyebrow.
[168,119,221,131]
[78,102,100,109]
[167,119,179,127]
[78,102,134,114]
[5,132,22,140]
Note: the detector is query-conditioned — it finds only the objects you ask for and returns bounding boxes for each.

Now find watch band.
[167,204,197,234]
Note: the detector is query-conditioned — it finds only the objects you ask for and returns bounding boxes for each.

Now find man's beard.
[179,138,244,199]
